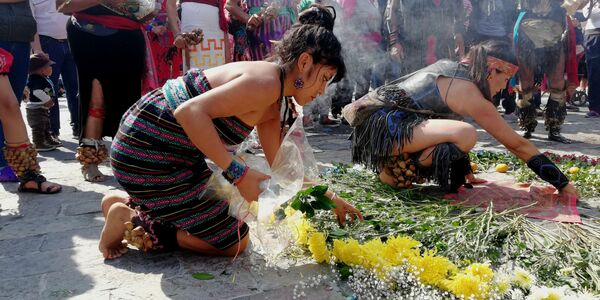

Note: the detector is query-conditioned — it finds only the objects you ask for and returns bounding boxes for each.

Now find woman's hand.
[152,25,167,36]
[390,43,404,61]
[559,182,578,200]
[466,173,487,185]
[330,194,363,226]
[246,14,263,31]
[235,168,270,202]
[173,34,187,48]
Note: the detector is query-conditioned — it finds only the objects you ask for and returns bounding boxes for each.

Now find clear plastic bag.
[207,117,319,260]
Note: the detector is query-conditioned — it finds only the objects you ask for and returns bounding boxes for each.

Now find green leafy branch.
[290,185,337,218]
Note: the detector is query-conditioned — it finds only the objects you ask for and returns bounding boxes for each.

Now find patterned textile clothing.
[111,69,253,250]
[0,47,13,74]
[146,0,183,86]
[246,0,296,60]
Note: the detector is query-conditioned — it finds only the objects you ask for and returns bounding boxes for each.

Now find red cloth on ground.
[445,180,581,223]
[0,48,13,74]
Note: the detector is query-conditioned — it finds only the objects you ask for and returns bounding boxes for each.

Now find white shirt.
[30,0,71,40]
[584,2,600,31]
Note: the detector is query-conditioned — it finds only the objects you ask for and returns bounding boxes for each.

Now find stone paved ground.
[0,99,598,299]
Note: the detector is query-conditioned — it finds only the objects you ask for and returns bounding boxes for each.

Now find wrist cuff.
[526,154,569,190]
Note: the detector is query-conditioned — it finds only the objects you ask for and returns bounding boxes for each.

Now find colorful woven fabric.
[0,47,13,74]
[111,68,253,250]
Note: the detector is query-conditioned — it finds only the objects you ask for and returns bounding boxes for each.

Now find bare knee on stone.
[101,194,128,218]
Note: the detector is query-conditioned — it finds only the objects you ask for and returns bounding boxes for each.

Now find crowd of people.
[0,0,594,259]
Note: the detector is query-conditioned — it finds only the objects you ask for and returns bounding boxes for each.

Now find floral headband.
[461,56,519,78]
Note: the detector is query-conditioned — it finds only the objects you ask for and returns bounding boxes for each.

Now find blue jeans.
[585,33,600,112]
[40,35,80,135]
[0,41,30,167]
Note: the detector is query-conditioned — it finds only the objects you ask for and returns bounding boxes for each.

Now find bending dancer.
[343,40,578,198]
[99,6,363,259]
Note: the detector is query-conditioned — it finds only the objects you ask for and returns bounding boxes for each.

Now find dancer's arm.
[174,69,279,201]
[456,82,577,197]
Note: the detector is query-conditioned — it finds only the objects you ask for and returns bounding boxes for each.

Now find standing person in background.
[31,0,80,139]
[0,0,37,182]
[513,0,573,143]
[466,0,519,121]
[58,0,153,182]
[168,0,231,70]
[226,0,250,62]
[226,0,296,61]
[1,48,62,194]
[26,53,61,152]
[329,0,383,122]
[582,1,600,118]
[384,0,467,75]
[147,0,183,86]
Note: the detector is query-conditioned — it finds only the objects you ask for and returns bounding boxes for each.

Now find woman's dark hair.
[298,4,336,31]
[465,40,517,101]
[270,4,346,83]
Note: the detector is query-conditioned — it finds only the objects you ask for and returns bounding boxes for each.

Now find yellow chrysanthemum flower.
[408,250,456,286]
[284,205,296,217]
[294,219,314,246]
[332,239,364,266]
[464,263,495,283]
[445,273,490,300]
[361,238,386,268]
[512,268,537,290]
[381,235,421,265]
[307,232,330,263]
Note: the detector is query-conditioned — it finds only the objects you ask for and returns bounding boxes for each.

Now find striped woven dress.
[247,0,296,61]
[110,69,252,250]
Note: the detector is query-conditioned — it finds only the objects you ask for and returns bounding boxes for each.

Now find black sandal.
[18,174,62,194]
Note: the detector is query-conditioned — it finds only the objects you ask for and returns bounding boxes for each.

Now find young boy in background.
[26,53,62,151]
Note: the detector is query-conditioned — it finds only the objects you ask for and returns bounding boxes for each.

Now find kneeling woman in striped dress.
[98,5,363,259]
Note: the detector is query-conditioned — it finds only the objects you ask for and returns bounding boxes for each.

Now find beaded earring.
[294,77,305,89]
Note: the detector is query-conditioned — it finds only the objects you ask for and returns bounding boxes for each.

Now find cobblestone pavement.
[0,99,598,299]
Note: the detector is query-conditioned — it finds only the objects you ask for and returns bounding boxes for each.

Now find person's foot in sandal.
[82,164,106,182]
[18,174,62,194]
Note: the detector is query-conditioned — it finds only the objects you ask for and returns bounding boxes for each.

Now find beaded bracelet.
[223,158,249,185]
[526,154,569,190]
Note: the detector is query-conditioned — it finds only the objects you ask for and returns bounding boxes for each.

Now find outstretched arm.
[457,82,577,197]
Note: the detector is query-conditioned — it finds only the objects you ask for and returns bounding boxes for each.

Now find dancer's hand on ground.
[559,182,578,200]
[236,168,270,202]
[330,194,364,226]
[466,173,487,185]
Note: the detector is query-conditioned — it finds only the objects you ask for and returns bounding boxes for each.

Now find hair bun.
[298,4,336,31]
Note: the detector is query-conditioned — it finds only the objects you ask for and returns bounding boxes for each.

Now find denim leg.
[61,42,80,130]
[0,41,30,167]
[585,34,600,112]
[40,36,63,135]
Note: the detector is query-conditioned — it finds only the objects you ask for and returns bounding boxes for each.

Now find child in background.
[26,53,62,151]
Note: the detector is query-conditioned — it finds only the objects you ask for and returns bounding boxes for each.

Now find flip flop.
[18,174,62,194]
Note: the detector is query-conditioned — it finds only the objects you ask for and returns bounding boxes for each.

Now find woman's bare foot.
[99,202,135,259]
